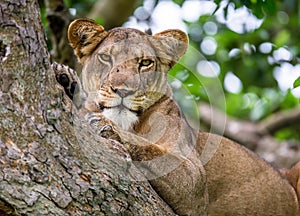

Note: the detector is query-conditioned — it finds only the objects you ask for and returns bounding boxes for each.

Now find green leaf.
[274,30,290,47]
[172,0,185,6]
[280,90,299,110]
[262,0,277,16]
[293,77,300,88]
[94,17,105,26]
[275,128,300,141]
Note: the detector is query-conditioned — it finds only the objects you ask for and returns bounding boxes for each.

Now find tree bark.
[0,1,175,215]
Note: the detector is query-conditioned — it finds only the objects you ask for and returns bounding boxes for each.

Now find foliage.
[167,0,300,140]
[294,77,300,88]
[214,0,281,18]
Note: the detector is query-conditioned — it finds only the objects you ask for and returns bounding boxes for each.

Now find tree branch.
[199,102,262,149]
[87,0,137,29]
[198,102,300,168]
[0,1,176,214]
[259,106,300,134]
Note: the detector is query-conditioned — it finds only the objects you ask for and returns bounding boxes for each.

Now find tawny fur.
[65,18,300,216]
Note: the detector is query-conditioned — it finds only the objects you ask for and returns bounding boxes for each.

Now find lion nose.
[111,87,135,98]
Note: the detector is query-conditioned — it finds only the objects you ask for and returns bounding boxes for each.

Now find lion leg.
[281,161,300,202]
[84,113,208,216]
[51,62,86,108]
[117,128,208,216]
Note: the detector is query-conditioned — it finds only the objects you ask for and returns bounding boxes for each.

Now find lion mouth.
[98,102,142,115]
[98,101,143,130]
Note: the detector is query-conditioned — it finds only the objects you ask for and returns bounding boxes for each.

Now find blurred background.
[40,0,300,167]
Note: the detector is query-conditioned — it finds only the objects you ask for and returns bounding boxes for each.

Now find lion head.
[68,18,188,130]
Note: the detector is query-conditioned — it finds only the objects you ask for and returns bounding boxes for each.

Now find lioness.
[54,18,300,215]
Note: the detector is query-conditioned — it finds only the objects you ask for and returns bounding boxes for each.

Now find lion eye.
[139,59,153,67]
[98,54,112,63]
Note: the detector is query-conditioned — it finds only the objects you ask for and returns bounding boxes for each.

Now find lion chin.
[102,107,138,131]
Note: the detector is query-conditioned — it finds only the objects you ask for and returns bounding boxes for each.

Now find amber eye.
[139,59,153,68]
[98,53,112,63]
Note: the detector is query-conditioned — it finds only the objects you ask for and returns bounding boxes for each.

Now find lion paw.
[85,112,120,140]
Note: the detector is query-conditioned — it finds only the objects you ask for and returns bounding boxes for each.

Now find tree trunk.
[45,0,77,68]
[0,1,175,215]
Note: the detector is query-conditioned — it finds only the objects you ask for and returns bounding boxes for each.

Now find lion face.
[68,18,188,130]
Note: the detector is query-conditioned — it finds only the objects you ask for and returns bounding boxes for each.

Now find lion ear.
[68,18,108,63]
[154,29,188,60]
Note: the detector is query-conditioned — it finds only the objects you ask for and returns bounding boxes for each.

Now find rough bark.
[0,0,175,215]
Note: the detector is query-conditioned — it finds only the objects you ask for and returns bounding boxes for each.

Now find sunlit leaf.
[280,90,299,110]
[293,77,300,88]
[274,30,290,47]
[172,0,185,6]
[94,17,105,25]
[275,128,300,141]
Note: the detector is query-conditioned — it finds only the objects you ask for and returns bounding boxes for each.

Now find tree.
[1,0,300,214]
[0,0,175,215]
